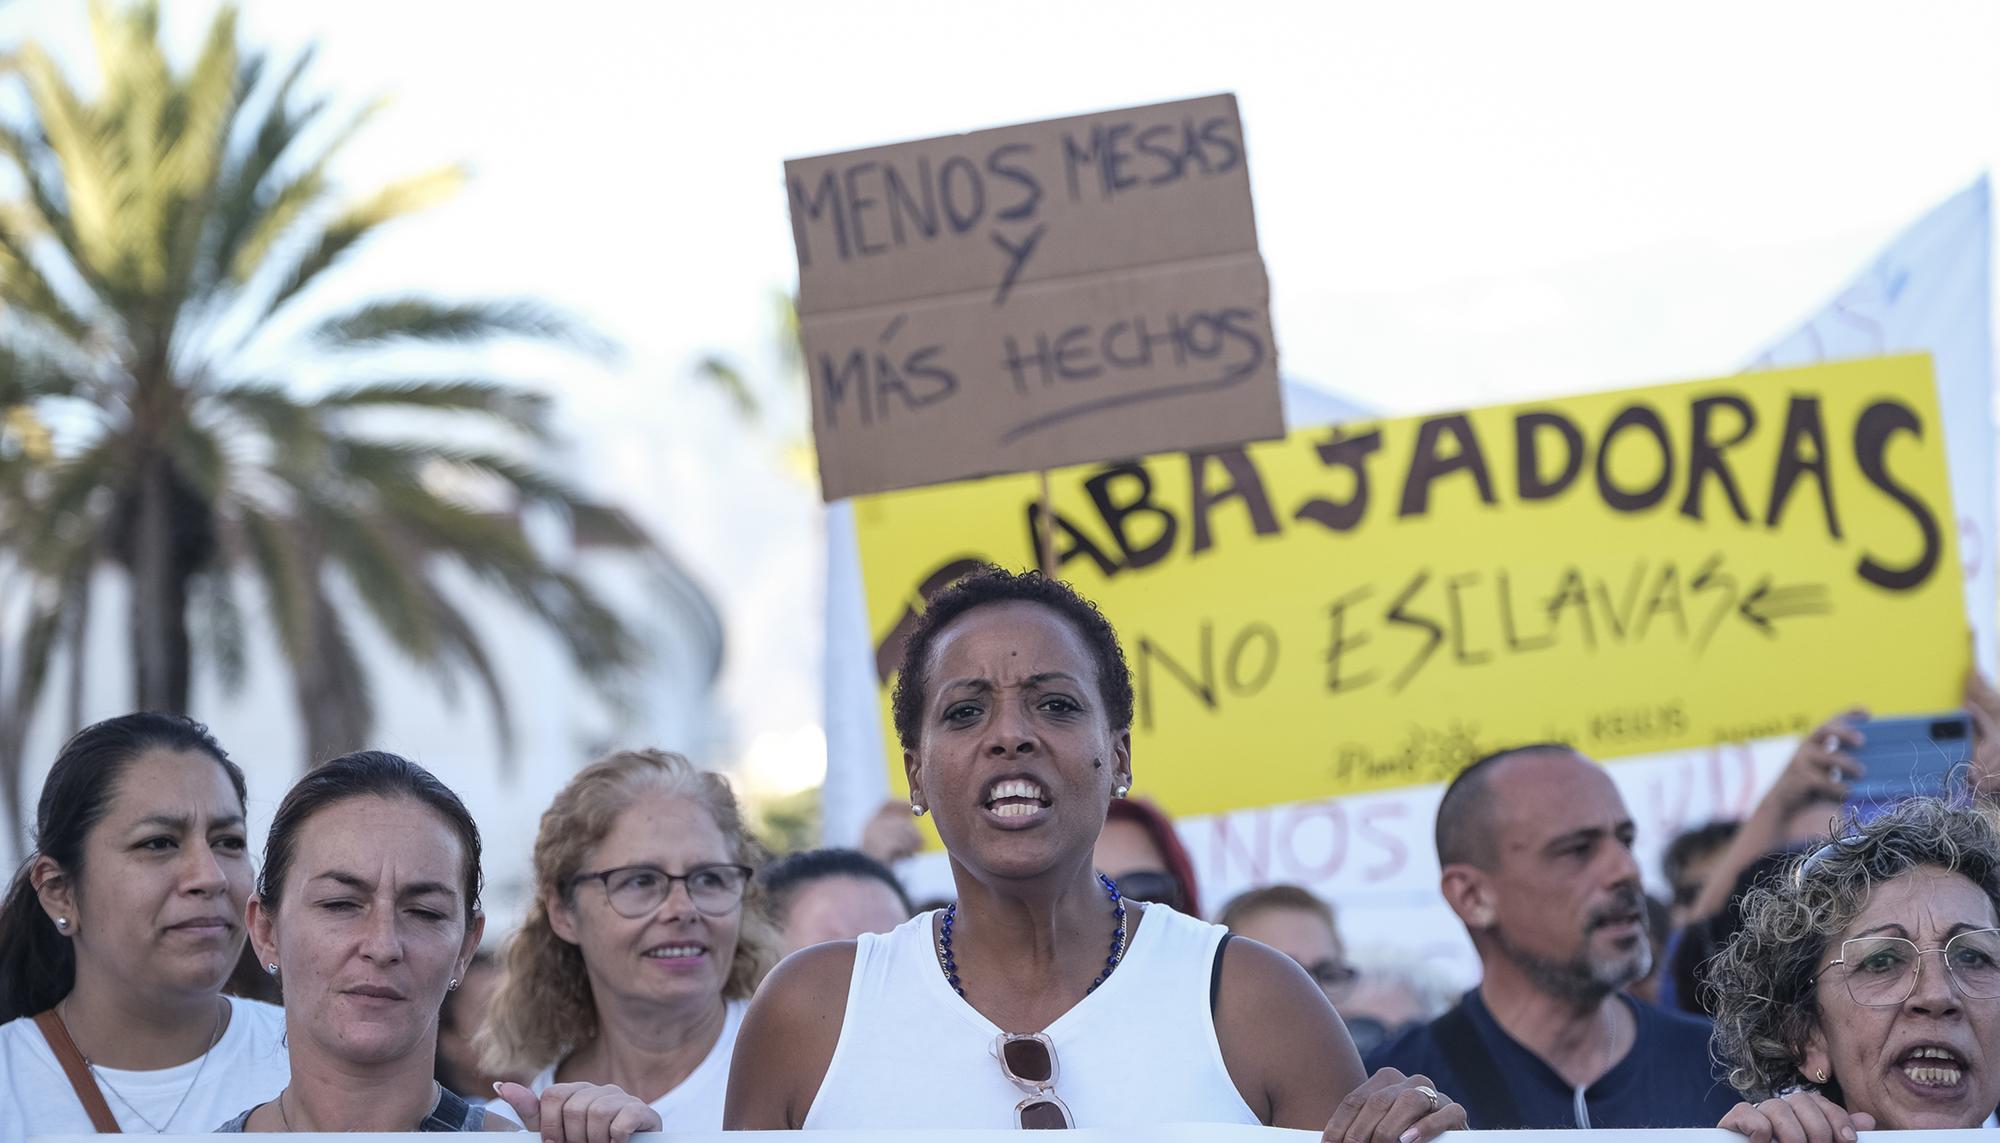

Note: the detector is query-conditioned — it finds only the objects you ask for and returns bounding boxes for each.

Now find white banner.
[74,1130,1985,1143]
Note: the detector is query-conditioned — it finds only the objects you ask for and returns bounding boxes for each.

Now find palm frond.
[254,165,461,320]
[535,569,640,681]
[306,502,438,657]
[0,342,88,407]
[154,8,241,303]
[234,501,310,659]
[0,122,100,309]
[30,438,123,553]
[570,501,653,550]
[0,205,96,347]
[203,45,327,292]
[692,354,760,418]
[0,526,98,814]
[13,45,124,304]
[309,296,609,357]
[335,439,588,511]
[295,572,374,764]
[370,488,636,676]
[416,583,517,768]
[773,290,802,378]
[313,378,554,441]
[210,381,326,458]
[222,98,388,288]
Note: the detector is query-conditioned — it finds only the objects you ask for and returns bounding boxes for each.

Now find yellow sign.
[855,355,1967,819]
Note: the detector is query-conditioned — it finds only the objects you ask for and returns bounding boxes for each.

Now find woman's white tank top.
[803,903,1261,1129]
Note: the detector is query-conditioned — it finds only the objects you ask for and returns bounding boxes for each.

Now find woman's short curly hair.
[890,566,1133,752]
[1708,797,2000,1100]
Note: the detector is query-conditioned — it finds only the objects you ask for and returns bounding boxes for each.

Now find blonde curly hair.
[1707,797,2000,1101]
[476,749,778,1074]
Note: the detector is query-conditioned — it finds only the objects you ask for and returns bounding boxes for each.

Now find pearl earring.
[911,803,927,817]
[53,917,68,931]
[1114,785,1130,798]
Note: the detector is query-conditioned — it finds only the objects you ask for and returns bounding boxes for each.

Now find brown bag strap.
[33,1009,121,1132]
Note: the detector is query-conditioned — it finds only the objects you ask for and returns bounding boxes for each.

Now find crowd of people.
[1,565,1997,1139]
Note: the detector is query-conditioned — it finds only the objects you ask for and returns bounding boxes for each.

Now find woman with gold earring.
[1712,799,2000,1142]
[0,715,288,1134]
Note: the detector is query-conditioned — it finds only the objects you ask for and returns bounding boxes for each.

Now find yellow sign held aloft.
[856,355,1965,819]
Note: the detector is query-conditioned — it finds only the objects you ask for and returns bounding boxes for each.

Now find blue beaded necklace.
[936,873,1128,998]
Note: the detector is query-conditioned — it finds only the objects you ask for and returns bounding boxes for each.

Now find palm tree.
[0,1,647,816]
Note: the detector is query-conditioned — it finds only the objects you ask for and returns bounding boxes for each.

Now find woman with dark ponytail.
[219,749,658,1138]
[0,713,288,1134]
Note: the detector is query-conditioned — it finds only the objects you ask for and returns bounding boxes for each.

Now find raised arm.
[1688,709,1864,923]
[722,941,856,1130]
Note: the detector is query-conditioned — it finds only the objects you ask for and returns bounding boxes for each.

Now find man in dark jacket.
[1367,745,1735,1130]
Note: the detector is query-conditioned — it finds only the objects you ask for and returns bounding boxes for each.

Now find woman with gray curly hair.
[1708,797,2000,1143]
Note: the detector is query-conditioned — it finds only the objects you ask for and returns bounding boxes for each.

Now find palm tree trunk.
[131,456,192,712]
[0,689,23,871]
[64,567,90,731]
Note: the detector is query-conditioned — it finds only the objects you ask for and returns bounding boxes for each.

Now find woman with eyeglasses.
[1218,886,1360,1006]
[478,749,778,1129]
[726,567,1465,1139]
[1709,797,2000,1142]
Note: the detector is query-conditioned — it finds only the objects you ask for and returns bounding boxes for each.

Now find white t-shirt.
[0,995,289,1136]
[485,998,746,1131]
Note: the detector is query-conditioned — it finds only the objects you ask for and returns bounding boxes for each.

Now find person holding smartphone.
[1686,669,2000,931]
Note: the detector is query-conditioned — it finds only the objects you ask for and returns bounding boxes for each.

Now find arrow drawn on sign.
[1691,557,1832,654]
[1737,578,1833,636]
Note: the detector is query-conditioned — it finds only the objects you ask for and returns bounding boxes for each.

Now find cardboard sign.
[855,356,1967,822]
[786,94,1285,501]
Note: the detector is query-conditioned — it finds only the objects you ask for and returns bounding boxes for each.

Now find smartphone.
[1843,712,1975,813]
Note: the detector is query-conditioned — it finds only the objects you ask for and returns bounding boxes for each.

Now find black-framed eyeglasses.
[568,863,752,919]
[995,1032,1073,1129]
[1812,928,2000,1006]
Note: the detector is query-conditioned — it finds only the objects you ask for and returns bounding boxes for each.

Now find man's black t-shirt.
[1364,988,1738,1130]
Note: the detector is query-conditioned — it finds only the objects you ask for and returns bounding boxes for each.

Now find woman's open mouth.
[982,777,1051,823]
[1898,1045,1968,1090]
